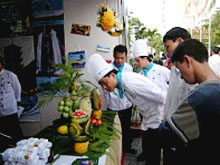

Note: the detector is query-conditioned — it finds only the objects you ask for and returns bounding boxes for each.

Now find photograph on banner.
[68,51,86,69]
[71,23,91,36]
[36,77,66,96]
[0,0,33,38]
[32,0,65,77]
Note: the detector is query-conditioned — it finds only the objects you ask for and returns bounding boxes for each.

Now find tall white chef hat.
[132,39,149,58]
[86,53,114,82]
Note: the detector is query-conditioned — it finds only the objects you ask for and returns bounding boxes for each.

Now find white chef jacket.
[140,63,170,121]
[103,62,133,111]
[121,72,166,131]
[0,69,21,116]
[208,54,220,77]
[163,67,197,120]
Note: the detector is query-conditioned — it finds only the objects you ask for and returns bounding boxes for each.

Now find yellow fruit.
[97,119,103,126]
[57,125,68,135]
[91,118,97,125]
[93,110,102,119]
[74,141,89,153]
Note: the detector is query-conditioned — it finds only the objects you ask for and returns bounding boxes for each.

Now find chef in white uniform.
[103,45,135,153]
[86,53,166,165]
[0,56,23,144]
[132,39,170,163]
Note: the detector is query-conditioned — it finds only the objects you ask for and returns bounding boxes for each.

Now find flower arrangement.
[97,4,123,36]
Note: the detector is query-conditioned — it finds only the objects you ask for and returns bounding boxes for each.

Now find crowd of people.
[86,27,220,165]
[1,26,220,164]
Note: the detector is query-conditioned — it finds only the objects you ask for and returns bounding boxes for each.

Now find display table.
[37,112,122,165]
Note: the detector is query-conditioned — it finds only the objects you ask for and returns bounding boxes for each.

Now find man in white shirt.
[86,53,166,165]
[208,46,220,77]
[162,27,197,165]
[103,45,135,154]
[0,56,23,149]
[132,39,170,163]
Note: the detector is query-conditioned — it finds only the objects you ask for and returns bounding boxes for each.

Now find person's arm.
[10,73,21,102]
[158,100,199,147]
[124,73,166,104]
[157,120,184,147]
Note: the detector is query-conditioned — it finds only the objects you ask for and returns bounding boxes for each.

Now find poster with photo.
[68,51,86,69]
[71,23,91,36]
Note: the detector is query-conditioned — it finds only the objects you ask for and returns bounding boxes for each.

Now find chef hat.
[132,39,149,58]
[86,53,114,82]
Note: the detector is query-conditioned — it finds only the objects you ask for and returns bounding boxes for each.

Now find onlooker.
[0,56,23,148]
[208,46,220,76]
[162,27,197,165]
[158,39,220,165]
[132,39,170,163]
[86,53,166,165]
[103,45,135,154]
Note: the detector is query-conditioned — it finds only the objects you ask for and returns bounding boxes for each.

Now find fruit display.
[37,64,120,157]
[55,84,102,154]
[56,89,95,153]
[57,125,68,135]
[90,88,102,110]
[74,141,89,154]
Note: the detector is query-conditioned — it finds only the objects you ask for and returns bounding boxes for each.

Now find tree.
[146,29,164,55]
[128,16,148,46]
[211,9,220,46]
[128,16,164,54]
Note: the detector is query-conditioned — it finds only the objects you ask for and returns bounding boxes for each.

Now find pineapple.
[74,141,89,153]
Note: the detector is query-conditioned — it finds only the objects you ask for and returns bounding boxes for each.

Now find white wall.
[64,0,122,85]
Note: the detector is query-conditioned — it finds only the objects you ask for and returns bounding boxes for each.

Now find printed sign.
[68,51,86,69]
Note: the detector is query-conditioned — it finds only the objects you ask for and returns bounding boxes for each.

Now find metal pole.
[208,13,212,57]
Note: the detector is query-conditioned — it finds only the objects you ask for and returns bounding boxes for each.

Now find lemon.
[57,125,68,135]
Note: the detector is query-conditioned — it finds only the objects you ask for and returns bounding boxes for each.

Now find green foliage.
[37,63,96,108]
[211,9,220,47]
[202,9,220,48]
[129,58,141,73]
[153,56,163,66]
[147,32,165,54]
[128,16,164,54]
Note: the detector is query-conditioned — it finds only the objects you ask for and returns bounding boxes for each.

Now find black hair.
[171,39,208,63]
[211,46,220,54]
[103,69,118,78]
[163,27,191,43]
[140,56,152,62]
[113,45,127,57]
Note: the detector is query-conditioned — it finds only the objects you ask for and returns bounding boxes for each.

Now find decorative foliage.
[96,4,123,37]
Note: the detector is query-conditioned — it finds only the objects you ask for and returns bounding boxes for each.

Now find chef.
[103,45,135,154]
[86,53,166,165]
[0,56,23,146]
[132,39,170,163]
